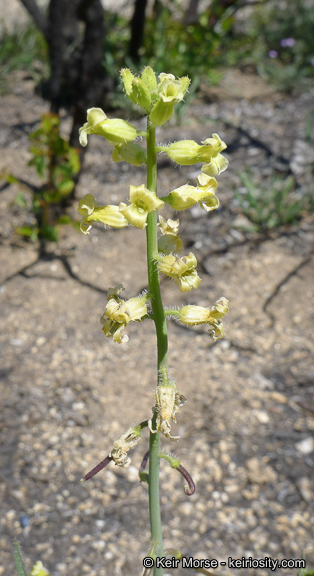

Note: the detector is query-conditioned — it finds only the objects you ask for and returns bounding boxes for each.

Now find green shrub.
[234,170,313,232]
[0,22,49,93]
[2,113,80,242]
[250,0,314,92]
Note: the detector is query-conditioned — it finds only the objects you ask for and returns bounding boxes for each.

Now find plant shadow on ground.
[0,70,314,575]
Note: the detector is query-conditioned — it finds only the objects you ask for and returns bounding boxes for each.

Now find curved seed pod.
[177,464,196,496]
[159,452,196,495]
[81,455,112,483]
[139,450,150,473]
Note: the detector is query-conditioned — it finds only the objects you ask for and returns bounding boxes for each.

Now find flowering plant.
[78,68,229,575]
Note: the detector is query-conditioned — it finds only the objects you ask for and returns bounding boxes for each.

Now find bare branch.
[19,0,49,40]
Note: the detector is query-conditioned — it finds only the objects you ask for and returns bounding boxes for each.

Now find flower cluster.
[79,66,230,486]
[78,67,229,350]
[78,185,163,234]
[121,68,190,127]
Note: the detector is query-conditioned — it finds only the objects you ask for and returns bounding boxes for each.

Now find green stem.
[146,118,167,575]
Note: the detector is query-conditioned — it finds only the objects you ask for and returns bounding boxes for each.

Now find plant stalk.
[146,118,167,575]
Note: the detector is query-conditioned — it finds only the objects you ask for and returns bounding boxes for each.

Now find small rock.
[242,485,260,500]
[297,477,313,502]
[269,391,287,403]
[6,510,16,521]
[253,410,270,424]
[246,457,277,484]
[295,437,314,454]
[248,526,268,547]
[72,535,81,544]
[92,540,105,551]
[253,372,274,390]
[180,502,193,515]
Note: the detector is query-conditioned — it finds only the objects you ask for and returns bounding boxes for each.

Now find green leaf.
[57,179,75,195]
[67,148,80,174]
[298,567,314,576]
[2,172,21,185]
[41,224,58,242]
[28,158,45,179]
[15,225,38,240]
[42,189,62,204]
[57,214,74,225]
[15,192,27,209]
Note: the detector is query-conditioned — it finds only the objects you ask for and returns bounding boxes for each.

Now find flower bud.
[112,142,147,166]
[79,107,142,147]
[120,68,152,110]
[141,66,158,92]
[119,184,164,229]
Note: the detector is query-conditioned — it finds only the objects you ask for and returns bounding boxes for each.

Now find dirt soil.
[0,70,314,576]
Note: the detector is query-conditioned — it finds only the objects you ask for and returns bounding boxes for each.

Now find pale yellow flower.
[149,74,190,126]
[79,107,142,147]
[100,294,148,343]
[30,562,50,576]
[180,297,229,340]
[162,175,219,212]
[201,155,229,177]
[78,194,128,234]
[119,185,164,229]
[159,216,180,236]
[158,252,201,292]
[158,133,228,174]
